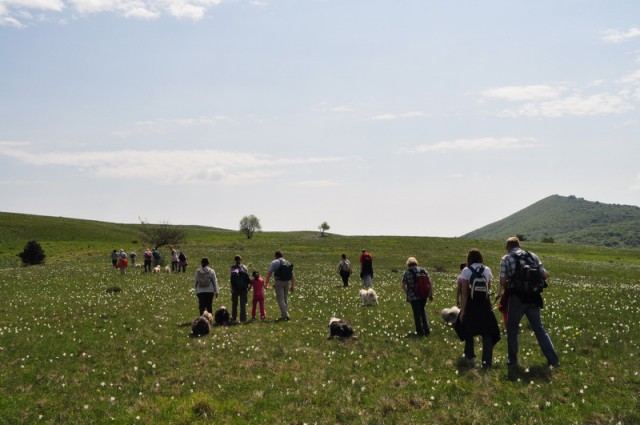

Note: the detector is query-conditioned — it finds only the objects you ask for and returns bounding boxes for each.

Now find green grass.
[1,214,640,424]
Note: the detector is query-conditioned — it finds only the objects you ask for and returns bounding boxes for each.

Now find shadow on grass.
[506,364,553,382]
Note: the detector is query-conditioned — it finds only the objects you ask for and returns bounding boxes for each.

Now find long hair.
[467,249,483,265]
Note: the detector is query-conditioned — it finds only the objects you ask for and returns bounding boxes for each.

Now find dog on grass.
[214,306,230,326]
[441,306,460,325]
[153,265,161,273]
[191,311,213,336]
[359,288,378,306]
[327,317,357,340]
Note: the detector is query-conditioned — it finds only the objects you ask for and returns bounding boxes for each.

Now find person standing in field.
[170,248,179,272]
[401,256,433,337]
[264,250,295,321]
[194,257,219,316]
[143,248,153,273]
[152,248,161,267]
[497,237,559,368]
[230,255,250,323]
[178,251,188,273]
[116,249,128,275]
[248,271,268,321]
[111,249,118,268]
[458,249,500,368]
[359,249,374,288]
[337,253,352,287]
[129,250,137,268]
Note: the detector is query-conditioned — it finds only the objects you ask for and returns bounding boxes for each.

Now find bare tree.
[240,215,262,239]
[139,218,186,248]
[319,221,330,237]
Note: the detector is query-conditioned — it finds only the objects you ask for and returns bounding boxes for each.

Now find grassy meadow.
[1,213,640,424]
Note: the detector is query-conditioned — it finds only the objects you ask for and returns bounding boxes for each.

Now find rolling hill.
[462,195,640,248]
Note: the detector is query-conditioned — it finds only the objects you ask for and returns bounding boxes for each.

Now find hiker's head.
[275,250,283,259]
[201,257,210,268]
[234,255,242,264]
[467,249,483,265]
[406,257,418,267]
[506,237,521,251]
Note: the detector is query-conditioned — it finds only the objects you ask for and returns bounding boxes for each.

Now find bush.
[18,240,46,266]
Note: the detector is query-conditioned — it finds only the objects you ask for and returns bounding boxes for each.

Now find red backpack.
[412,269,432,299]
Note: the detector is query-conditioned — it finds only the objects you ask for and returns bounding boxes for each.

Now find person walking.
[401,256,433,337]
[116,249,128,275]
[359,249,374,288]
[178,251,188,273]
[337,253,352,287]
[497,237,559,368]
[129,250,137,268]
[264,250,295,321]
[111,249,118,268]
[194,257,219,316]
[230,255,250,323]
[152,248,161,267]
[249,271,268,321]
[458,249,500,368]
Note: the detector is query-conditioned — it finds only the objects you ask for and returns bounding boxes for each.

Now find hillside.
[463,195,640,248]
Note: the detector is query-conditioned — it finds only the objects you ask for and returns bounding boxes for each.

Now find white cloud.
[480,84,566,101]
[0,145,346,184]
[331,105,353,112]
[410,137,540,153]
[0,0,224,25]
[601,27,640,44]
[498,93,633,117]
[370,111,425,121]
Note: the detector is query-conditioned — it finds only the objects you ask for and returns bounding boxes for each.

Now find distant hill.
[462,195,640,248]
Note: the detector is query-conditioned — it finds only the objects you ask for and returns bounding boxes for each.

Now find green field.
[1,213,640,424]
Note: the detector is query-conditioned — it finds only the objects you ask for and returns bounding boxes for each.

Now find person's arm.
[459,279,469,321]
[290,274,296,292]
[211,271,219,297]
[265,271,272,288]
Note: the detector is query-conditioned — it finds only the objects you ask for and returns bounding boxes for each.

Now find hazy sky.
[1,1,639,237]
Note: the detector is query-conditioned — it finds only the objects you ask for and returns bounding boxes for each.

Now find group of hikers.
[110,247,187,273]
[190,237,559,370]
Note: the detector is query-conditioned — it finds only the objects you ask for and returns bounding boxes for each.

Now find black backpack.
[230,265,250,291]
[468,265,489,300]
[508,251,547,296]
[274,259,294,281]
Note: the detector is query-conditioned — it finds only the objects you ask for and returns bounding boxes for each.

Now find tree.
[240,215,261,239]
[319,221,330,237]
[18,240,46,266]
[139,219,186,249]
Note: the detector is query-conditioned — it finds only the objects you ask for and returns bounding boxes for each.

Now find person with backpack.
[359,249,374,288]
[152,248,161,267]
[116,249,128,275]
[143,248,153,273]
[178,251,188,273]
[401,256,433,337]
[458,249,500,368]
[111,249,118,268]
[194,257,219,316]
[230,255,250,323]
[337,253,352,287]
[264,250,295,321]
[497,237,559,368]
[129,250,137,268]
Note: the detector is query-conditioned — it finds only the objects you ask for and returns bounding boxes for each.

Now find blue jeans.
[507,295,559,366]
[410,298,430,335]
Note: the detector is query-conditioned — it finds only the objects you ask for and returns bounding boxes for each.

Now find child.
[248,271,269,321]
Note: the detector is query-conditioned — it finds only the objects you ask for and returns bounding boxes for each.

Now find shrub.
[18,240,46,266]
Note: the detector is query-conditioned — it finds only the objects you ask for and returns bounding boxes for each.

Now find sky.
[1,0,639,237]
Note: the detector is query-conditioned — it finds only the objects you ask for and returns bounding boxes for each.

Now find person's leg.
[275,281,289,319]
[251,297,258,319]
[259,296,266,319]
[240,289,248,322]
[481,335,494,368]
[419,298,430,335]
[507,295,525,366]
[524,305,560,366]
[410,300,424,335]
[464,334,476,360]
[231,290,239,321]
[197,293,206,315]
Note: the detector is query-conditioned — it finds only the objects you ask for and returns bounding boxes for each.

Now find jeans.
[274,280,290,319]
[197,292,214,316]
[231,288,248,322]
[339,270,350,287]
[464,334,494,367]
[410,298,430,335]
[507,295,559,366]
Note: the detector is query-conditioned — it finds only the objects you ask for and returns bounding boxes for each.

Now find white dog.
[163,266,171,273]
[153,265,161,273]
[441,306,460,325]
[359,288,378,306]
[327,317,357,339]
